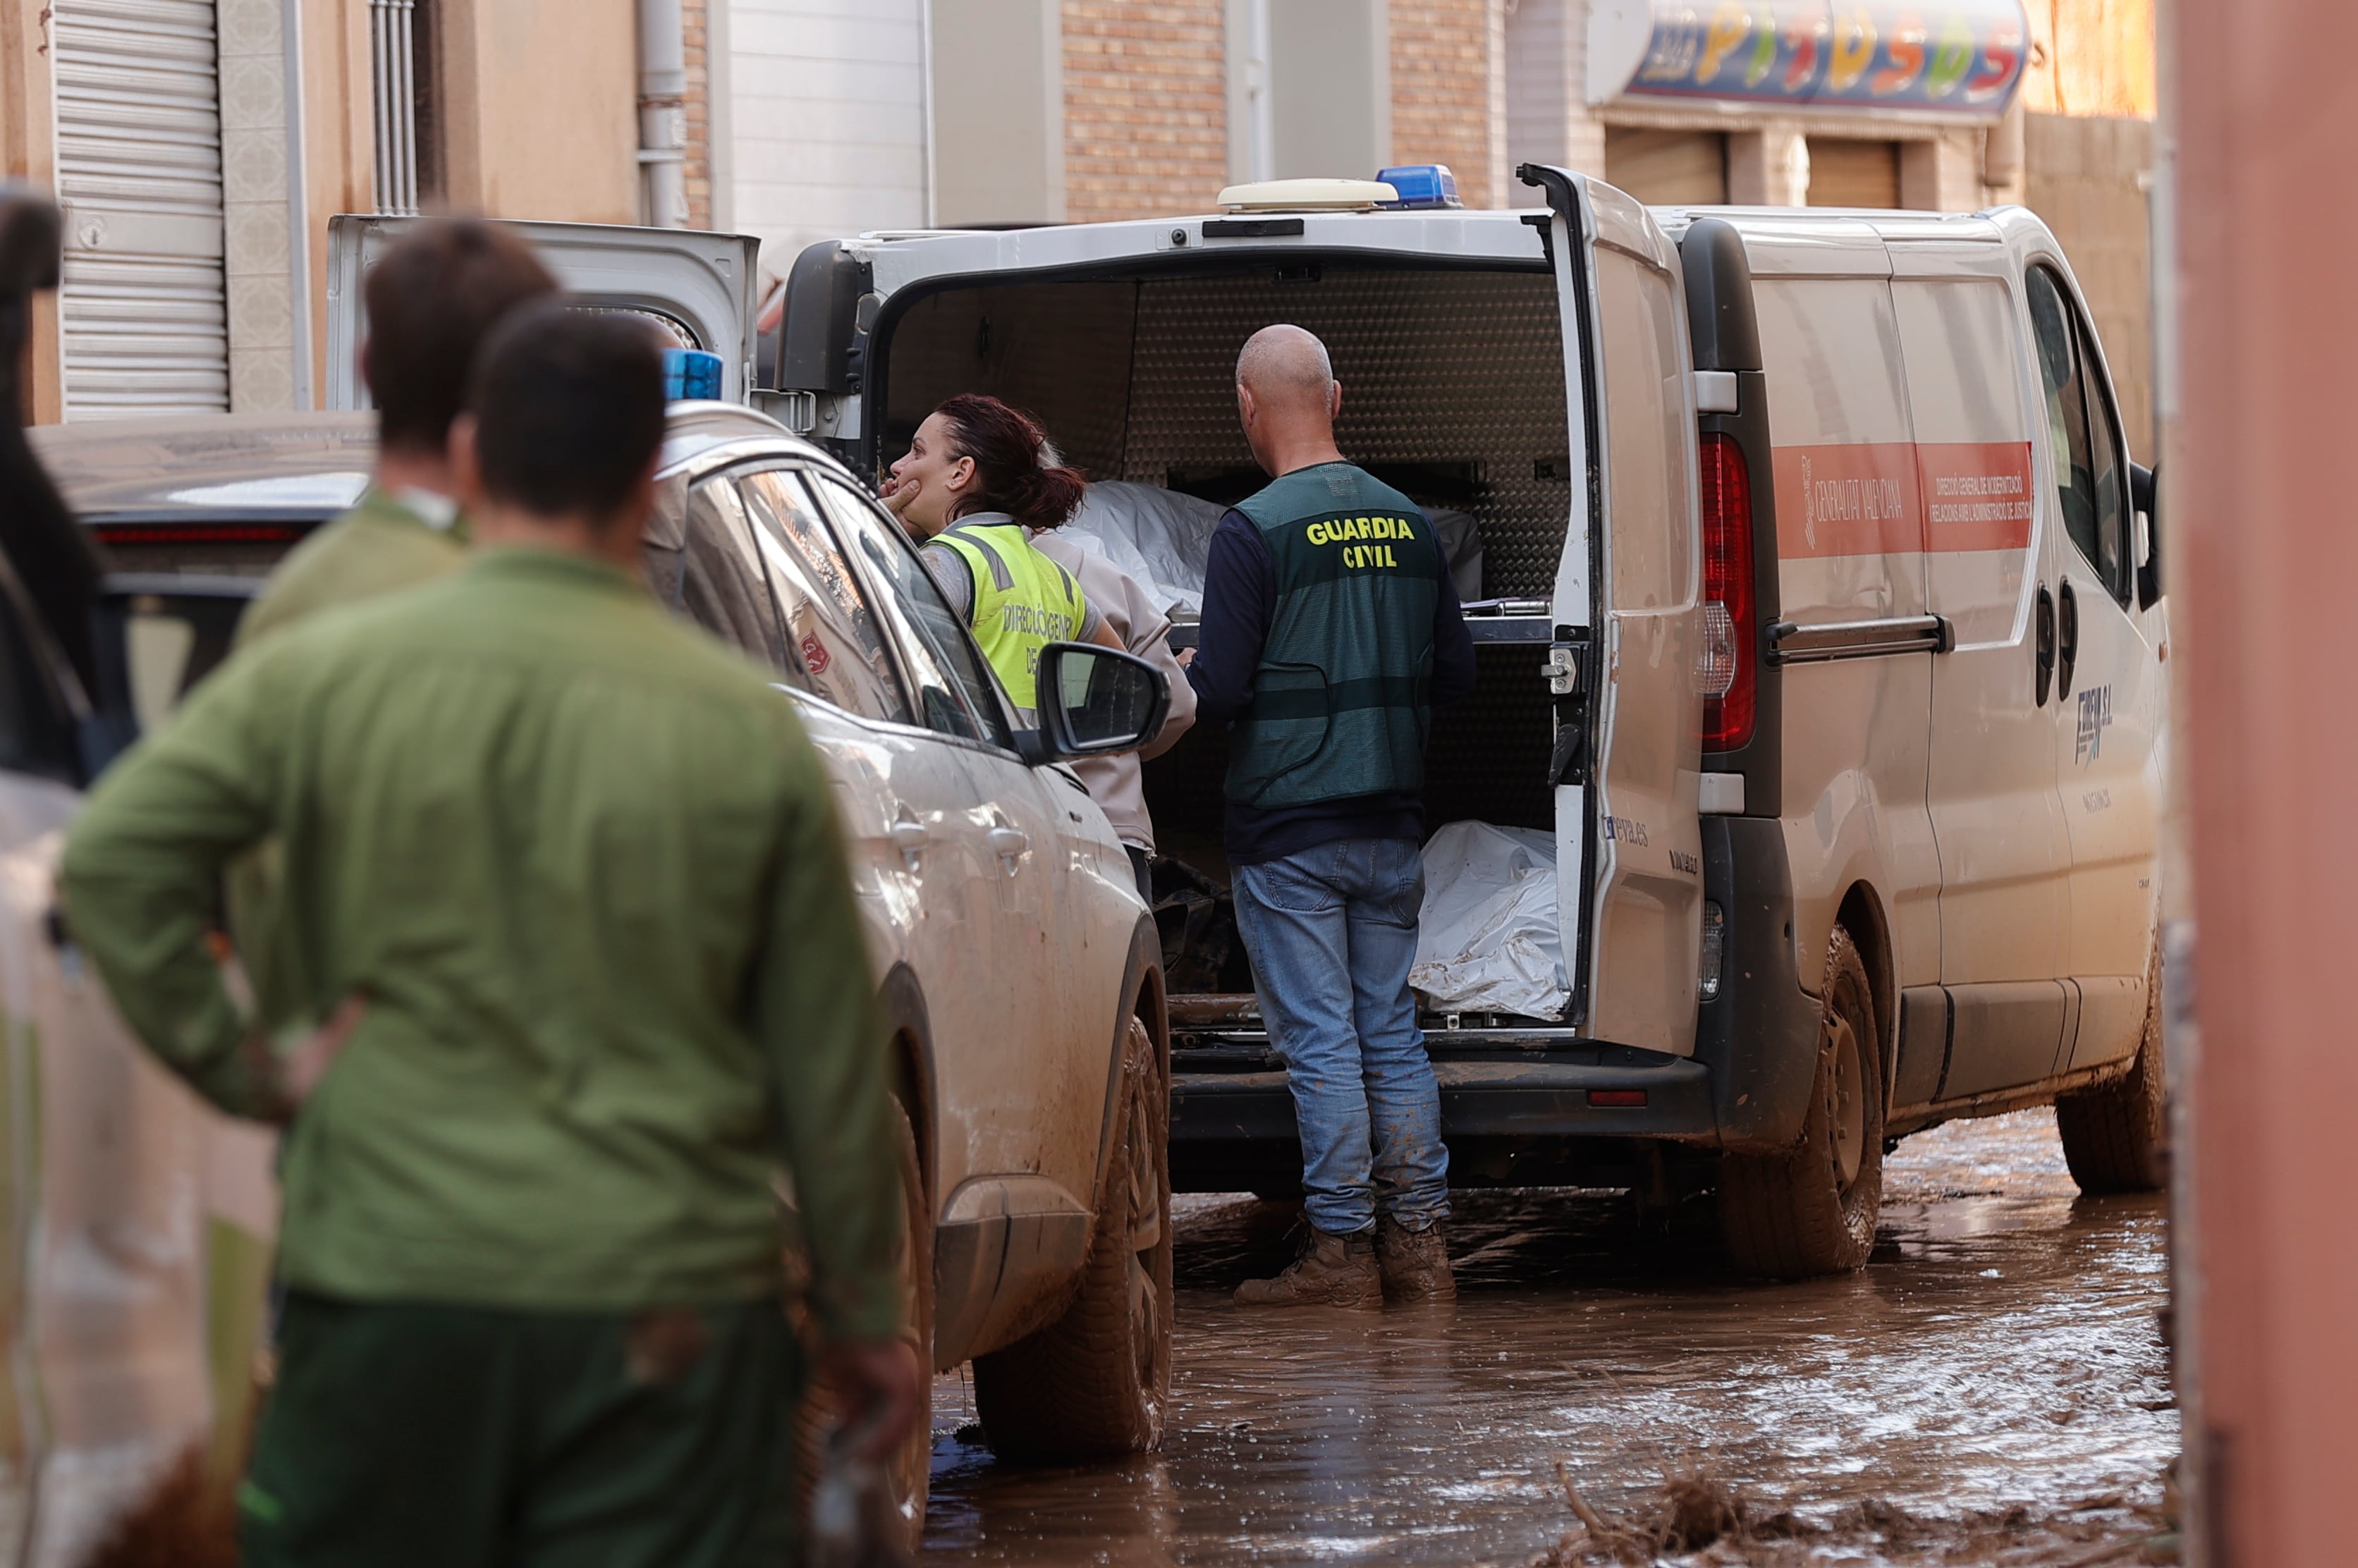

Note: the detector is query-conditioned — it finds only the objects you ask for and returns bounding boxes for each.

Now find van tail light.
[1696,432,1757,752]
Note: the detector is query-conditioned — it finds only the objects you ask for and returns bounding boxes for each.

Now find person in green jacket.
[61,306,918,1567]
[238,216,556,647]
[231,218,557,1039]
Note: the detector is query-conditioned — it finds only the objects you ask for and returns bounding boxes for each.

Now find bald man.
[1186,324,1475,1308]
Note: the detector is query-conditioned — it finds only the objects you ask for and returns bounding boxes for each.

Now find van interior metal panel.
[879,266,1570,598]
[876,259,1572,1019]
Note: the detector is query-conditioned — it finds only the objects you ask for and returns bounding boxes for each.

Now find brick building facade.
[695,0,2155,439]
[1062,1,1228,223]
[1386,0,1505,210]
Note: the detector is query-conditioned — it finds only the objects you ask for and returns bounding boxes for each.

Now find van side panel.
[1752,276,1940,996]
[1896,270,2077,997]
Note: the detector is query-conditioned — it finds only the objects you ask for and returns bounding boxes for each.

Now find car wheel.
[972,1015,1172,1462]
[1717,924,1885,1278]
[2056,943,2168,1194]
[795,1096,932,1550]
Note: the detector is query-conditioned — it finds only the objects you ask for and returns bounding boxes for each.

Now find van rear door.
[1522,168,1706,1054]
[323,216,763,406]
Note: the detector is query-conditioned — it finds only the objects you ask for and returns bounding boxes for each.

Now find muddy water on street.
[922,1110,2175,1565]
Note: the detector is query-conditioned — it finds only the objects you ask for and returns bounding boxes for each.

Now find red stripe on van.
[1769,441,2034,557]
[1770,443,1922,558]
[1917,441,2036,551]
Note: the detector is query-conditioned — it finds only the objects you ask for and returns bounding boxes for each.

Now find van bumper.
[1167,816,1824,1190]
[1171,1048,1718,1193]
[1695,813,1825,1154]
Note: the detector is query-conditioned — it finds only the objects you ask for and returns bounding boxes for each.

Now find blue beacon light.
[662,348,724,401]
[1375,164,1462,210]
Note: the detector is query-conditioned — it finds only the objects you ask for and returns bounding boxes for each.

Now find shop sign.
[1597,1,2028,116]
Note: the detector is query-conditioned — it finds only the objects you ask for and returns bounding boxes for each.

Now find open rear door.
[324,216,762,406]
[1521,165,1706,1056]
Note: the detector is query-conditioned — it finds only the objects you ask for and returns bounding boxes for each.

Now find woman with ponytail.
[881,394,1122,727]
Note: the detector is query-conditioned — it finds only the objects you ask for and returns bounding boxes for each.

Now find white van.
[773,166,2168,1277]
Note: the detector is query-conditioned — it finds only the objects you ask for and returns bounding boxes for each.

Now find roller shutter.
[1604,128,1729,206]
[51,0,229,419]
[1806,137,1902,209]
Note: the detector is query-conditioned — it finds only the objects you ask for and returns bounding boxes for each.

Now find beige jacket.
[1032,530,1197,852]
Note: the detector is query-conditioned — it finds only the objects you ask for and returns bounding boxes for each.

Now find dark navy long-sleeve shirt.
[1186,502,1478,864]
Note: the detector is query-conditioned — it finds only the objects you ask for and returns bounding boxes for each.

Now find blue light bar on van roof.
[1376,164,1461,210]
[662,348,723,401]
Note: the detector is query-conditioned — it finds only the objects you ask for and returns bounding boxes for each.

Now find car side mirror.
[2131,460,2161,608]
[1015,642,1170,766]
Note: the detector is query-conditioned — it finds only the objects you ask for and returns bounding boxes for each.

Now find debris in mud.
[1537,1462,1766,1564]
[1531,1462,2179,1567]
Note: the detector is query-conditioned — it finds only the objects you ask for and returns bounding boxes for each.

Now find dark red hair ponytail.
[935,393,1086,530]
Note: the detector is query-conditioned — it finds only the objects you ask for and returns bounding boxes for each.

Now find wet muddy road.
[922,1110,2177,1565]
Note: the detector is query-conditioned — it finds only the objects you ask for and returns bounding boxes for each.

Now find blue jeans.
[1232,837,1450,1235]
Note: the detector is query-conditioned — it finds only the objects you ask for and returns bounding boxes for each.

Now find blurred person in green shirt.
[61,305,917,1567]
[238,218,555,645]
[232,219,557,1039]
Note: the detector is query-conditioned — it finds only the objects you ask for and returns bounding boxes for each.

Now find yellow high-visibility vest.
[928,520,1089,716]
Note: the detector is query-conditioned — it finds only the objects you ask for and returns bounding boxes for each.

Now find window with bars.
[370,0,443,214]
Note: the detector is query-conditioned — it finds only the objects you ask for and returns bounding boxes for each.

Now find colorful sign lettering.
[1625,1,2026,116]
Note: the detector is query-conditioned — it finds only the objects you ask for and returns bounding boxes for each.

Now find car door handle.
[888,819,930,857]
[986,826,1029,863]
[2034,584,2056,708]
[2057,580,2081,701]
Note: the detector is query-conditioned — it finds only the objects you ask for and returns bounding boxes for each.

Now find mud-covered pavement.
[922,1110,2177,1565]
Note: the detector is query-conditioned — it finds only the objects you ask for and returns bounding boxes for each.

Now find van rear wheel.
[2056,948,2168,1194]
[1718,926,1884,1278]
[972,1015,1172,1461]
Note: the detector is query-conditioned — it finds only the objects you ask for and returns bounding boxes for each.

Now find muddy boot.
[1376,1215,1457,1304]
[1233,1226,1382,1309]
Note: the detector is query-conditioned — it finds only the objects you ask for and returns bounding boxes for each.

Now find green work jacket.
[61,549,900,1333]
[236,486,469,649]
[231,486,472,1033]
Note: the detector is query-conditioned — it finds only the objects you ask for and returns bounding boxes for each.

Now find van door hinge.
[1543,644,1580,695]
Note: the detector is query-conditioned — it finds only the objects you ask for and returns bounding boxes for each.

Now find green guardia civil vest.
[1226,463,1443,809]
[929,519,1089,716]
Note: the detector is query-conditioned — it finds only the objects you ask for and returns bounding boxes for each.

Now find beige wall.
[2022,0,2156,119]
[933,0,1065,226]
[436,0,638,224]
[2026,112,2154,454]
[3,0,636,419]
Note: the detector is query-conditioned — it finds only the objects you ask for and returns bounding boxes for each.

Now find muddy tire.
[2056,952,2168,1194]
[1718,926,1885,1278]
[972,1015,1172,1462]
[795,1098,932,1550]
